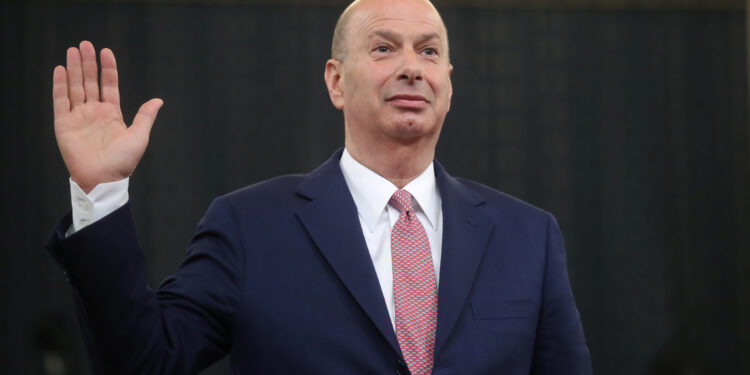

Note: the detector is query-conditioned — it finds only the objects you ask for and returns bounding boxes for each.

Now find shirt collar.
[339,148,440,233]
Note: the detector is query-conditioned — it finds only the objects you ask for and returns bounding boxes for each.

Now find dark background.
[1,0,748,374]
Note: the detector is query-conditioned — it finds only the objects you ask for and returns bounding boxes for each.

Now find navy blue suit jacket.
[47,149,591,374]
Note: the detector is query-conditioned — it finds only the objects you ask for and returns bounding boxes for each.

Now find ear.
[448,63,453,100]
[325,59,345,110]
[446,63,453,112]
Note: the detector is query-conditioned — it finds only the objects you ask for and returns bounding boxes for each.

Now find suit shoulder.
[454,177,553,221]
[214,174,307,209]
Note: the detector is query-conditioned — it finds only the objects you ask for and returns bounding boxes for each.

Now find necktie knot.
[389,189,414,215]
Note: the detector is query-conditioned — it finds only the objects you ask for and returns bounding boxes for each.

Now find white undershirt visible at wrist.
[67,177,130,236]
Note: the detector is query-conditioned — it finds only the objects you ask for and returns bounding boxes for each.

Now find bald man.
[48,0,591,374]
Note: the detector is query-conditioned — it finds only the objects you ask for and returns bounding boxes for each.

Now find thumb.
[131,98,164,137]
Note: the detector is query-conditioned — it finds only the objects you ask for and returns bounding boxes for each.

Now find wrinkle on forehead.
[350,0,445,36]
[332,0,449,61]
[355,16,443,38]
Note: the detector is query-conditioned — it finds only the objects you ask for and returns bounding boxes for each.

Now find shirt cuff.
[68,177,130,235]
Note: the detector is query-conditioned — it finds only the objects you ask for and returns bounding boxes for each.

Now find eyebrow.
[369,30,442,45]
[416,32,442,44]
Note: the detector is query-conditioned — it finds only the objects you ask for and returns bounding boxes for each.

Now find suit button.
[395,360,410,375]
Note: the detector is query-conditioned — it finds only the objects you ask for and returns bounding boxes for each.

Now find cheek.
[346,69,378,97]
[368,63,400,91]
[432,74,453,100]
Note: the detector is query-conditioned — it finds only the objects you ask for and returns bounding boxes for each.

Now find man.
[48,0,592,374]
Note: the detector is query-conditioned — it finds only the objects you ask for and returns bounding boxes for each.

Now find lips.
[386,94,430,109]
[387,94,429,102]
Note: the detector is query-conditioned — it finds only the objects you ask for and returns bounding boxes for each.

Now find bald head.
[330,0,449,61]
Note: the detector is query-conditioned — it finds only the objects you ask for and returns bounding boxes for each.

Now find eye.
[374,45,391,54]
[423,47,438,56]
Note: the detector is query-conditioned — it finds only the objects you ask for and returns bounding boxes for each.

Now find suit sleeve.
[530,213,592,374]
[46,197,244,375]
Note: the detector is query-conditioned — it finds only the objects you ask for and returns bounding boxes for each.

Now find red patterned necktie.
[390,189,438,375]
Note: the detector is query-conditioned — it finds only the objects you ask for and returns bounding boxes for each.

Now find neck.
[345,138,435,189]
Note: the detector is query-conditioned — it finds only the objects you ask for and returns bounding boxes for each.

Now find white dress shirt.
[69,148,443,328]
[69,178,129,234]
[339,149,443,327]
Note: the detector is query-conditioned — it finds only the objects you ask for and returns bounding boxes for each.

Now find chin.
[386,116,439,141]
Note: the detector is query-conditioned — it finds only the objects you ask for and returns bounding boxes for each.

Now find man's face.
[327,0,453,147]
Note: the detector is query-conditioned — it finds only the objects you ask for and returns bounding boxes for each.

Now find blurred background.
[1,0,748,374]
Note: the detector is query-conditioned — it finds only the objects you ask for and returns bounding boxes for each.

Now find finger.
[79,41,100,102]
[131,98,164,138]
[66,47,85,107]
[53,66,71,119]
[100,48,120,106]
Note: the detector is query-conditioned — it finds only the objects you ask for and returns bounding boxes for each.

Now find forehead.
[348,0,446,42]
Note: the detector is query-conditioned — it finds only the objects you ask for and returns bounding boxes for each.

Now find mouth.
[386,94,430,109]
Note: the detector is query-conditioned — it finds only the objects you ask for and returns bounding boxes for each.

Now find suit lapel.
[293,152,495,359]
[433,162,496,357]
[295,150,402,356]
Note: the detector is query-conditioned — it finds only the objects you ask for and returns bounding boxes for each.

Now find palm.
[57,101,135,188]
[53,41,162,193]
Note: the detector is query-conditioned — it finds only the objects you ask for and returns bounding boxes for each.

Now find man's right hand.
[53,40,163,194]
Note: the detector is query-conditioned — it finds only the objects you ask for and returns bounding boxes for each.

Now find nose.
[397,49,423,84]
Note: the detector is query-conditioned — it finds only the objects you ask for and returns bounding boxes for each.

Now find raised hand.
[53,41,163,194]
